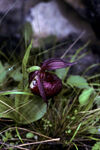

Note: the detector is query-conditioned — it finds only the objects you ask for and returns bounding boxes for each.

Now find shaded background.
[0,0,100,75]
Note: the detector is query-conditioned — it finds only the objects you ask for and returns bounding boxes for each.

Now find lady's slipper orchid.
[29,58,76,105]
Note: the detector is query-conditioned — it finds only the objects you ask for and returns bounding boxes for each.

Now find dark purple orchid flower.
[29,58,76,105]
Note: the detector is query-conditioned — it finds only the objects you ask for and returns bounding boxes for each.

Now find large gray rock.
[27,0,95,45]
[0,0,95,40]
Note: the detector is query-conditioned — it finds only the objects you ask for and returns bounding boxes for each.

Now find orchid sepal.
[41,58,77,71]
[27,66,40,73]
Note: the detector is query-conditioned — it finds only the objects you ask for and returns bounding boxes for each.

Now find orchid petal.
[29,71,39,84]
[41,58,77,71]
[37,73,48,105]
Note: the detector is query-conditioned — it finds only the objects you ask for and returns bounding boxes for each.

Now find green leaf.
[0,89,47,124]
[0,91,33,96]
[10,67,22,81]
[16,95,47,124]
[0,62,7,84]
[16,127,23,143]
[88,127,100,135]
[22,41,32,79]
[55,68,66,80]
[15,81,28,109]
[94,96,100,108]
[0,96,15,119]
[0,94,47,124]
[67,75,89,89]
[22,22,33,47]
[26,132,34,139]
[92,142,100,150]
[79,88,94,106]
